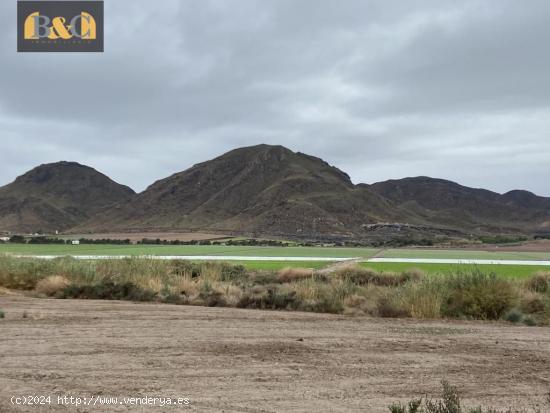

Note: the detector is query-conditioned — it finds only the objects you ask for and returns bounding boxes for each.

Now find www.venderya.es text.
[11,395,191,408]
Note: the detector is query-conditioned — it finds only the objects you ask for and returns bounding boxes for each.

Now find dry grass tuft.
[277,267,313,283]
[34,275,70,296]
[525,272,550,293]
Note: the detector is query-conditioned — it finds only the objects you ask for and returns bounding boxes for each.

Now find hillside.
[0,162,135,233]
[369,177,550,233]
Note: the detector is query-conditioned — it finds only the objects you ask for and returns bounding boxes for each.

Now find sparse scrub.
[336,265,423,287]
[60,281,156,302]
[0,257,549,323]
[389,380,549,412]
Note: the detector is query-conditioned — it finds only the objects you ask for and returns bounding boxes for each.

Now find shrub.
[0,309,4,319]
[389,380,550,412]
[238,285,298,310]
[523,316,537,327]
[525,273,549,293]
[389,399,422,413]
[277,267,313,283]
[252,272,279,285]
[504,309,523,323]
[520,296,546,314]
[377,296,411,318]
[35,275,70,296]
[60,281,155,302]
[441,271,516,320]
[336,265,422,287]
[218,263,248,283]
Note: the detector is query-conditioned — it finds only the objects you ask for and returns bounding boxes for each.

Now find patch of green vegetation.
[360,262,550,279]
[380,249,550,261]
[0,309,4,319]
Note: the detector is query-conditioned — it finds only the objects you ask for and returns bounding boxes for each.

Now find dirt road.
[0,296,549,412]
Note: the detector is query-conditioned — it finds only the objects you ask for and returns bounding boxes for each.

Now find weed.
[504,309,523,323]
[525,273,549,293]
[523,316,537,326]
[389,381,548,412]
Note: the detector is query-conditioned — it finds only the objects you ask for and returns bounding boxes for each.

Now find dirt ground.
[0,296,549,413]
[63,232,230,242]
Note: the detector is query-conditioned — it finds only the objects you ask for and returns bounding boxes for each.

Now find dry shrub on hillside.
[34,275,70,296]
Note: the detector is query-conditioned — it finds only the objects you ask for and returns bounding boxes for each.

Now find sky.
[1,0,550,195]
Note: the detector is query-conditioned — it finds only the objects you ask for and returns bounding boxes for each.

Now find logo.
[18,1,103,52]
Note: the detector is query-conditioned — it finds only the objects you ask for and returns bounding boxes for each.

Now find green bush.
[504,309,523,323]
[441,271,516,320]
[0,309,5,319]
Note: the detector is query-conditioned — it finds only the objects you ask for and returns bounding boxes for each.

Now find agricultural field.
[380,248,550,261]
[0,243,379,258]
[362,262,550,279]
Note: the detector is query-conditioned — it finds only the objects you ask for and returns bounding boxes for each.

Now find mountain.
[3,146,550,240]
[77,145,411,239]
[369,177,550,233]
[0,162,135,233]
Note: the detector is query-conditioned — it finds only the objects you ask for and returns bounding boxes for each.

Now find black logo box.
[17,1,103,52]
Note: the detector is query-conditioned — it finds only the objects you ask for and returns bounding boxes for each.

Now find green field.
[0,244,379,258]
[361,262,550,279]
[380,248,550,261]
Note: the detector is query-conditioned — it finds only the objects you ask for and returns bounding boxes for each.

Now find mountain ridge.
[2,145,549,239]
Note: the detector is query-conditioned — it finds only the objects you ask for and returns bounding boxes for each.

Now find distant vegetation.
[478,235,528,244]
[0,256,549,325]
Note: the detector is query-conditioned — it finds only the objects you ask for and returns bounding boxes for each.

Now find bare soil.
[64,232,230,242]
[0,296,549,412]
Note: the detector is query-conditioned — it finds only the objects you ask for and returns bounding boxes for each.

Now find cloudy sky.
[1,0,549,195]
